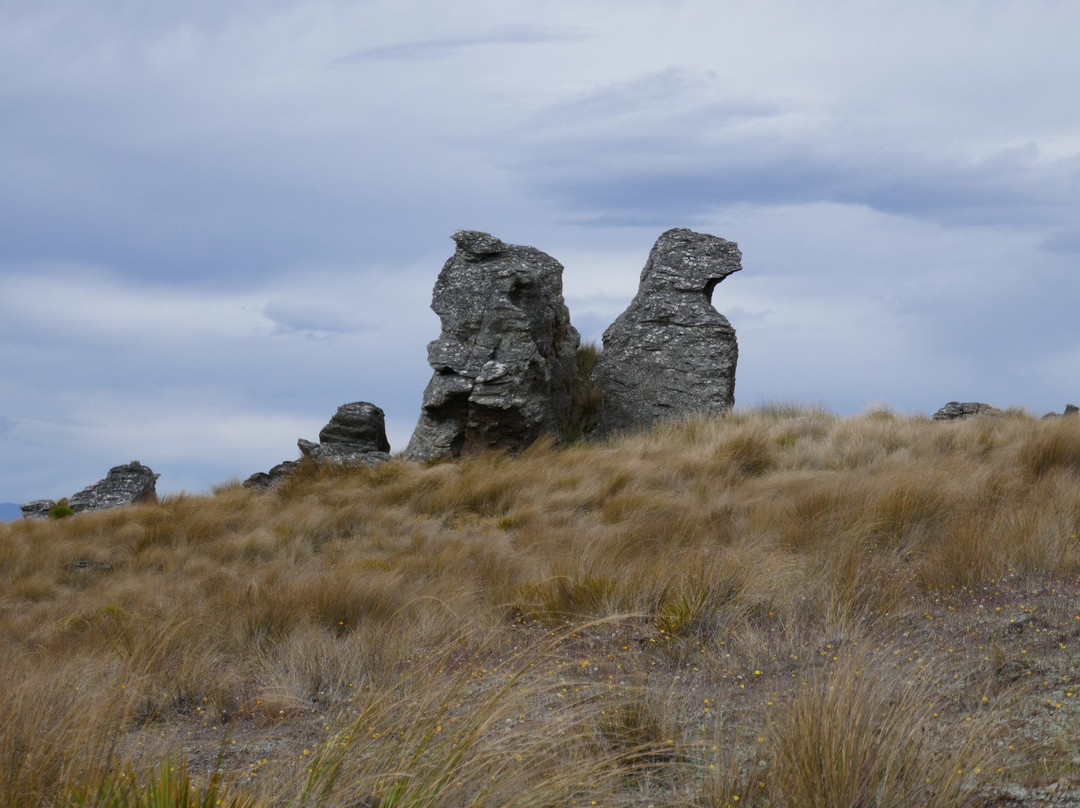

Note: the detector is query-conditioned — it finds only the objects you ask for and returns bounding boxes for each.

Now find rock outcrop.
[19,500,56,519]
[1042,404,1079,419]
[932,401,1004,420]
[242,461,300,490]
[590,228,741,437]
[22,460,159,518]
[404,230,580,461]
[70,461,160,512]
[298,401,392,466]
[244,401,391,489]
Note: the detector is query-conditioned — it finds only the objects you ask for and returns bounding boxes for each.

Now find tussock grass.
[2,407,1080,805]
[770,653,992,807]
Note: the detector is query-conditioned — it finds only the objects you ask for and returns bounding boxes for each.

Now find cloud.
[333,24,590,63]
[1040,227,1080,254]
[508,76,1080,233]
[0,258,438,500]
[545,67,781,122]
[0,263,269,344]
[2,0,1079,503]
[262,299,371,339]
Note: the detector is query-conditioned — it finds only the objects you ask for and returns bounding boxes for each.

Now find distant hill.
[0,502,22,521]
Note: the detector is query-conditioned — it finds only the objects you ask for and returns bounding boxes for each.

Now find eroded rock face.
[404,230,580,461]
[590,228,741,437]
[68,461,159,513]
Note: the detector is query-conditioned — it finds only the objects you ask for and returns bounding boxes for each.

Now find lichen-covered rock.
[404,230,580,461]
[590,228,741,437]
[932,401,1003,420]
[67,461,159,513]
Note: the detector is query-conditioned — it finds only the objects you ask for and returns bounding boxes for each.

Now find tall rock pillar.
[591,228,741,437]
[404,231,580,461]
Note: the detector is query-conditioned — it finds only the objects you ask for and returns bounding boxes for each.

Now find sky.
[1,0,1078,505]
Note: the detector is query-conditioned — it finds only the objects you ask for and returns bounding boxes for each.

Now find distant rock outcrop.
[590,228,741,437]
[404,230,580,461]
[932,401,1004,420]
[70,461,160,512]
[298,401,392,465]
[244,401,391,489]
[21,460,159,518]
[19,500,55,519]
[1042,404,1079,419]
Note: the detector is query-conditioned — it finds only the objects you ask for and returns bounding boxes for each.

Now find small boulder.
[244,402,391,488]
[317,401,391,454]
[243,460,300,490]
[404,230,580,461]
[590,228,741,437]
[932,402,1003,421]
[298,401,392,466]
[69,461,159,512]
[19,499,56,520]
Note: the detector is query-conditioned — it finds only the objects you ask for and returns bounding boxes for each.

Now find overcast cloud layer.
[2,1,1077,505]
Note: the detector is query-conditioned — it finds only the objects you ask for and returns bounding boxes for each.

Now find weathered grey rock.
[20,499,55,519]
[67,461,159,513]
[244,402,391,488]
[243,460,300,490]
[297,438,391,467]
[318,402,391,453]
[404,230,580,461]
[299,401,392,466]
[932,401,1003,420]
[590,228,741,437]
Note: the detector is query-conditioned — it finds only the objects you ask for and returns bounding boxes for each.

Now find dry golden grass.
[2,407,1080,806]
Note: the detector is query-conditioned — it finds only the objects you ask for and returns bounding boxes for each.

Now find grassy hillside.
[2,407,1079,807]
